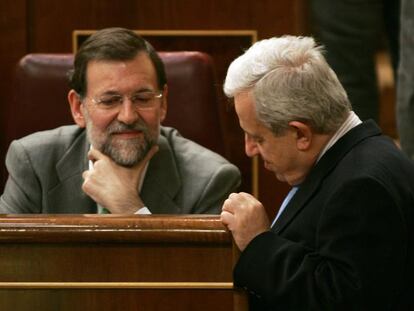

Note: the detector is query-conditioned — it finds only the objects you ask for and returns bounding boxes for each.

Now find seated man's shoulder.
[159,126,241,213]
[16,125,83,149]
[161,126,231,165]
[160,126,241,185]
[9,125,85,163]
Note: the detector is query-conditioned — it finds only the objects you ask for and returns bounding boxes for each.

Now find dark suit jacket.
[0,125,241,214]
[234,121,414,310]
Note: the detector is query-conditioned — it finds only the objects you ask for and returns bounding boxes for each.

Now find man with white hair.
[221,36,414,310]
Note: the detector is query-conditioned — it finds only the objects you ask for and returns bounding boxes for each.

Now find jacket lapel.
[140,134,182,214]
[273,120,382,234]
[49,129,96,213]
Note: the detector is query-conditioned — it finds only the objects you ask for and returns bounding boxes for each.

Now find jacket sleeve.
[234,178,408,310]
[0,140,42,213]
[192,162,241,214]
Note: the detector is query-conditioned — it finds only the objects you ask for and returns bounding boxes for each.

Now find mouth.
[111,130,143,139]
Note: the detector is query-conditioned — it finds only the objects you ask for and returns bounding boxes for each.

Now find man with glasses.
[0,27,240,214]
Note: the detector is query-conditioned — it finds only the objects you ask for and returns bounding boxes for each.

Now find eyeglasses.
[86,90,163,111]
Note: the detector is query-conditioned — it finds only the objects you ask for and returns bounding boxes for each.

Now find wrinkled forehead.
[85,53,159,94]
[234,91,263,129]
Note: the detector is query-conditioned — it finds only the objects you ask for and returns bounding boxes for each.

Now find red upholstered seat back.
[8,54,75,141]
[161,52,225,155]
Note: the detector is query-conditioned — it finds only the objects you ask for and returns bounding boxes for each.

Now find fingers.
[220,210,234,224]
[220,191,271,251]
[221,193,244,230]
[222,192,256,212]
[81,169,97,200]
[82,170,90,180]
[220,210,235,229]
[222,197,235,213]
[88,148,108,163]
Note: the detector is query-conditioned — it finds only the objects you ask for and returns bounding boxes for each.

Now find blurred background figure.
[397,0,414,160]
[310,0,400,123]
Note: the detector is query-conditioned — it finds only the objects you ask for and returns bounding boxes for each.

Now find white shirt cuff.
[135,206,152,214]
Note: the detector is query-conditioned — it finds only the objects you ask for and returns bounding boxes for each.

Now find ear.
[68,89,86,128]
[288,121,313,151]
[159,84,168,123]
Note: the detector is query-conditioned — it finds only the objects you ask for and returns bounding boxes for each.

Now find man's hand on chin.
[82,145,159,213]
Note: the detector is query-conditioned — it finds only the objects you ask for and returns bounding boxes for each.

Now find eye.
[249,134,264,144]
[245,132,263,144]
[131,92,154,103]
[255,137,264,144]
[97,95,122,107]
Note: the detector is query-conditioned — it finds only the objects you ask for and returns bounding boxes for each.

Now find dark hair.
[68,27,166,97]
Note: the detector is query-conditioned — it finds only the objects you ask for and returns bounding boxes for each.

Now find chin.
[274,172,287,183]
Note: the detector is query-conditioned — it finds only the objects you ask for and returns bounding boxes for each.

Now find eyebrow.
[244,129,264,141]
[133,87,156,93]
[244,130,257,138]
[100,90,120,96]
[99,87,155,96]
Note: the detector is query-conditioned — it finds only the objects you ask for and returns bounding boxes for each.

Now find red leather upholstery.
[7,54,75,141]
[2,52,226,189]
[161,52,225,155]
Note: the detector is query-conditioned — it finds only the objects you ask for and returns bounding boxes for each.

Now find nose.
[117,100,139,124]
[245,134,259,157]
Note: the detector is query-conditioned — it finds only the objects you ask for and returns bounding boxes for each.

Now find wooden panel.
[0,0,27,186]
[0,289,237,311]
[0,215,247,311]
[26,0,305,54]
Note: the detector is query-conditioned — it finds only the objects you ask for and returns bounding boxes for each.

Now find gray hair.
[224,36,351,135]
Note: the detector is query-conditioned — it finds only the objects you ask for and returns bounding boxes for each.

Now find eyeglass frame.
[79,90,164,111]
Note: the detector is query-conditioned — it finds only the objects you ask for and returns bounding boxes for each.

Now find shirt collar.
[317,111,362,162]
